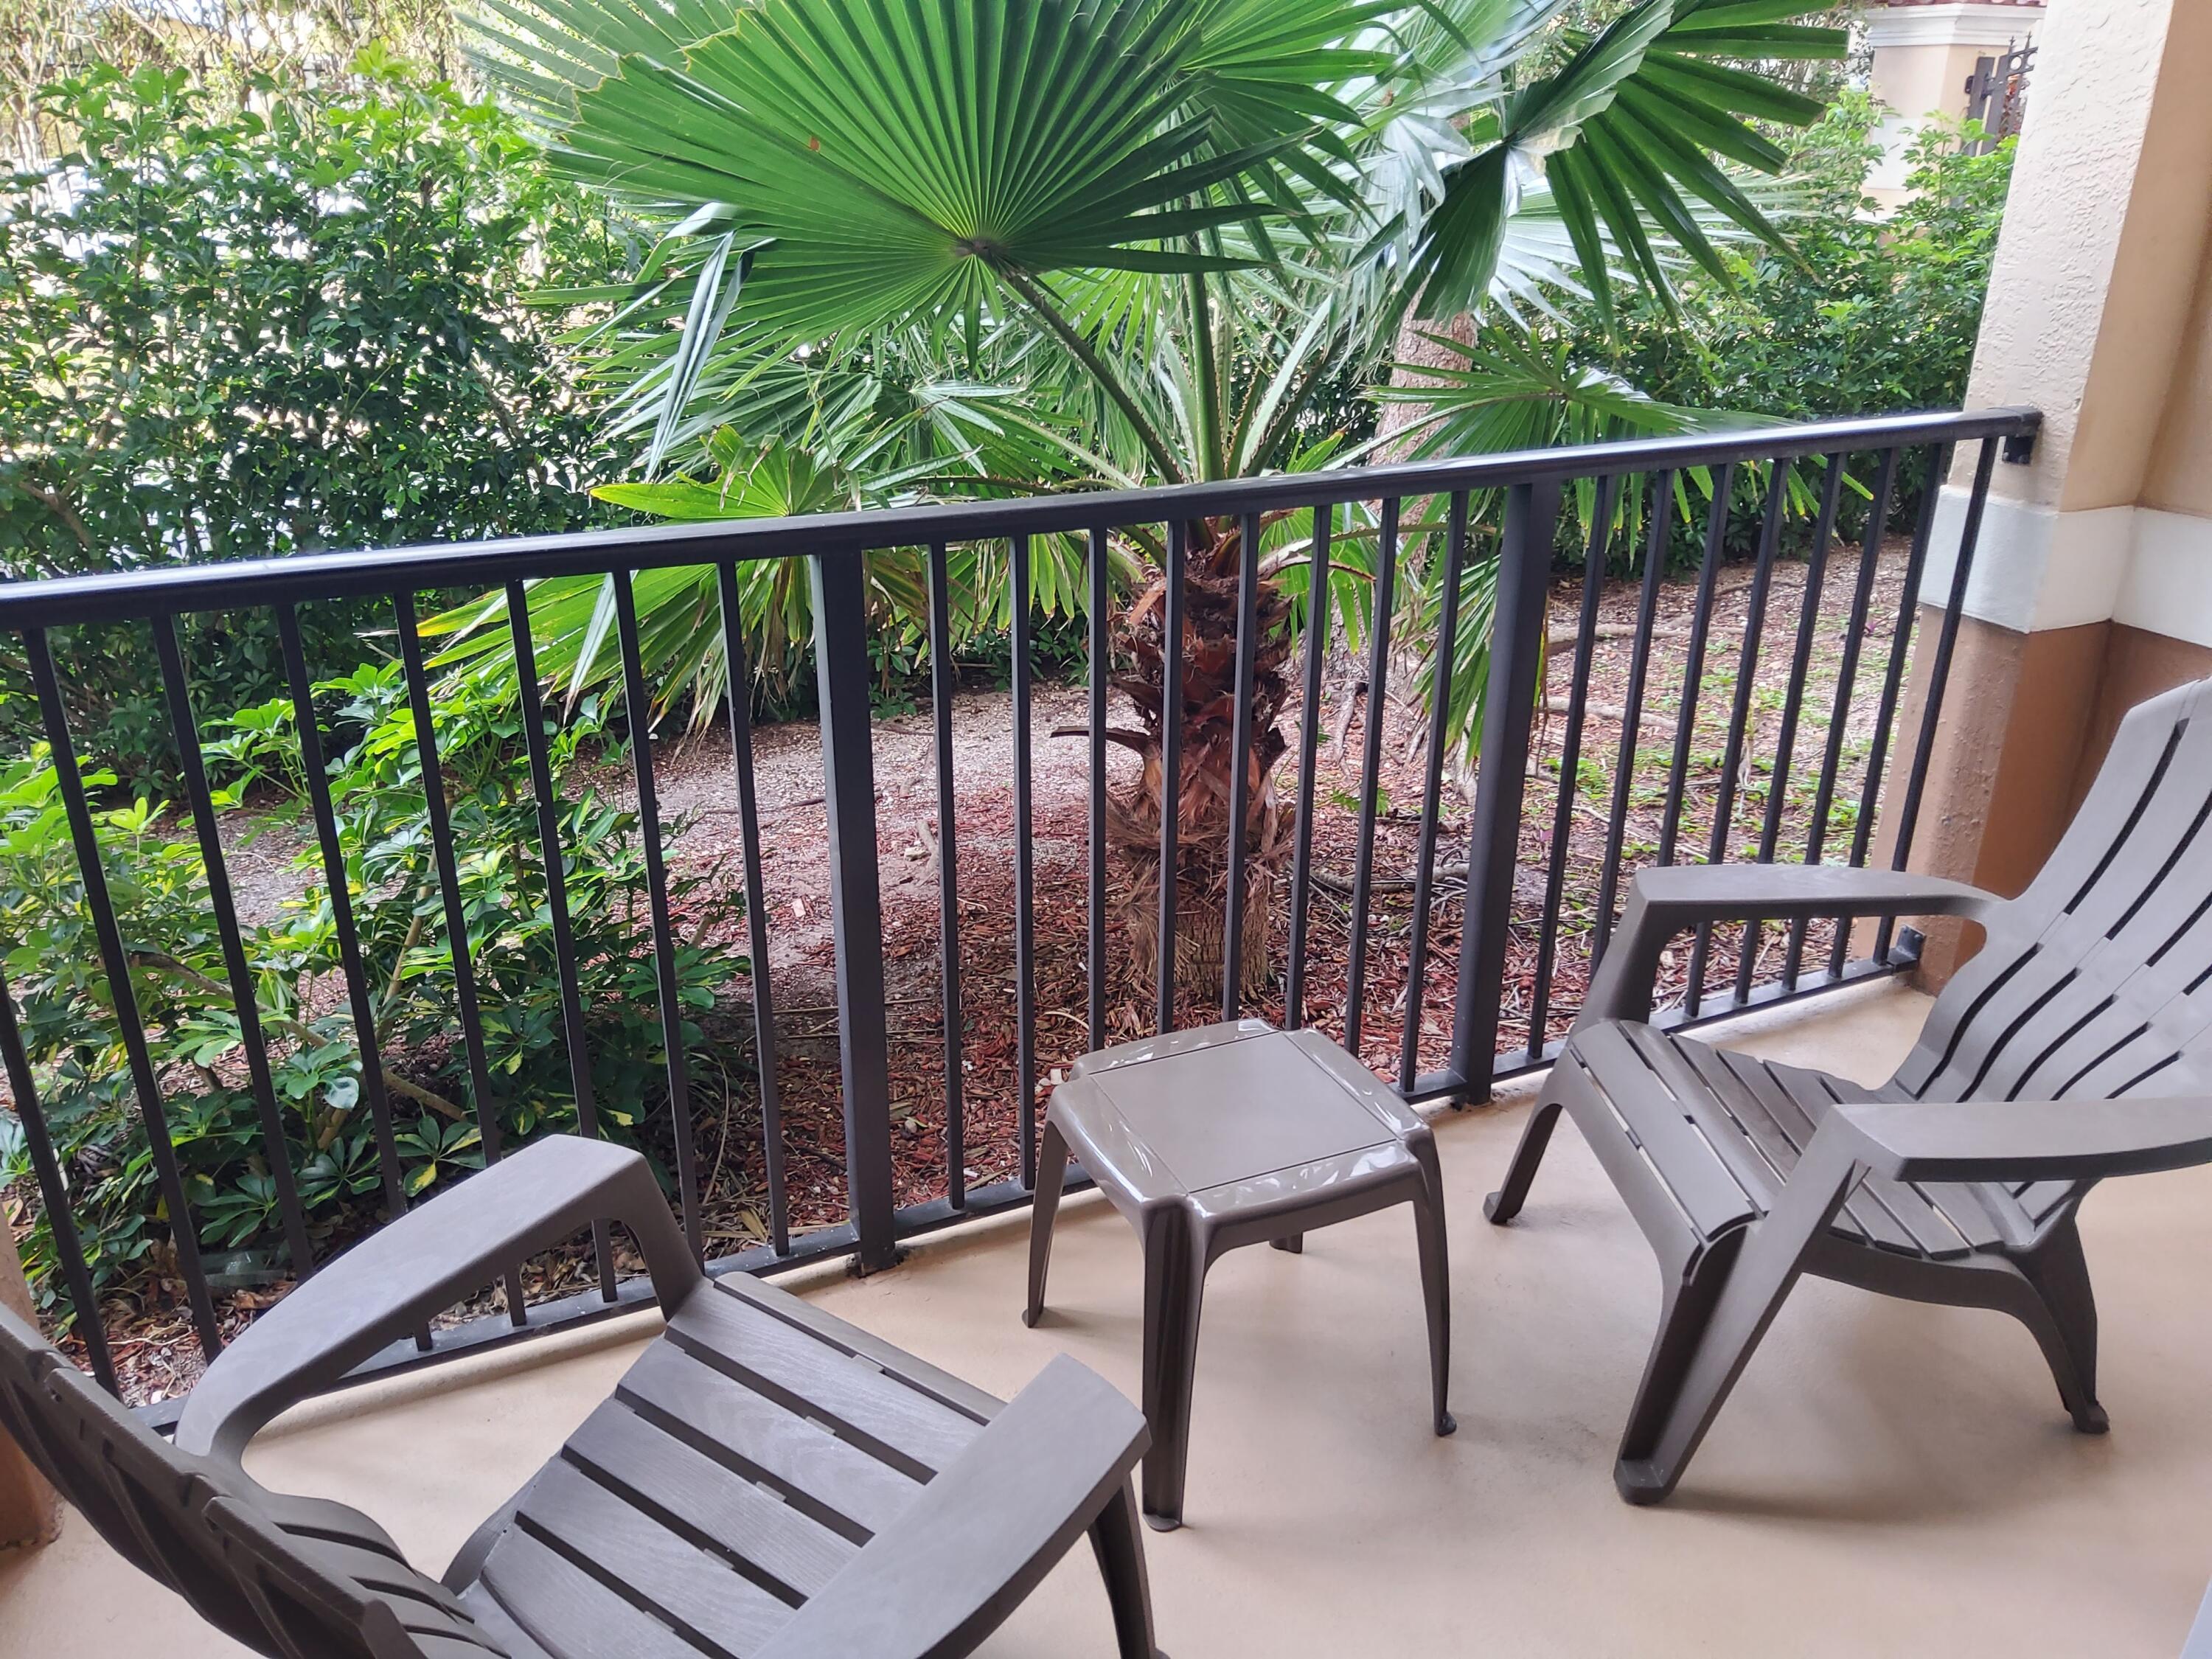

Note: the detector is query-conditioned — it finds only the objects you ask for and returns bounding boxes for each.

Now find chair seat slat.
[473,1527,710,1659]
[564,1400,857,1601]
[1573,1023,1759,1241]
[670,1281,984,1479]
[616,1339,923,1540]
[512,1459,794,1656]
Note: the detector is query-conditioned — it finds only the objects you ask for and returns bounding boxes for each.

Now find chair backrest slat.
[0,1305,506,1659]
[1898,678,2212,1107]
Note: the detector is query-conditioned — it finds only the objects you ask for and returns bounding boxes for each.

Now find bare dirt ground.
[543,530,1918,1264]
[72,534,1923,1402]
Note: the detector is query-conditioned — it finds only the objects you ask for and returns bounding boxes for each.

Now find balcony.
[18,335,2212,1659]
[9,979,2212,1655]
[15,0,2212,1649]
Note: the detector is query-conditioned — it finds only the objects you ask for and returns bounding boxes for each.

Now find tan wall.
[1868,39,1986,125]
[1871,612,2098,979]
[2142,231,2212,517]
[0,1222,58,1551]
[2073,625,2212,807]
[2052,0,2212,515]
[1892,0,2212,990]
[1958,0,2212,515]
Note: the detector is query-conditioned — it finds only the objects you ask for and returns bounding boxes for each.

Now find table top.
[1052,1021,1423,1204]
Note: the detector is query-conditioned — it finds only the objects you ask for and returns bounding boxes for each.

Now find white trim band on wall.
[1918,493,2212,648]
[1864,4,2046,50]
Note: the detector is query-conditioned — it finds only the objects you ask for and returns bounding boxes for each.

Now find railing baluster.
[153,616,313,1281]
[1658,464,1736,874]
[278,605,422,1349]
[613,572,703,1262]
[714,566,790,1257]
[1877,437,2000,962]
[1733,454,1846,1006]
[1285,506,1332,1030]
[29,627,222,1357]
[810,553,900,1273]
[1087,527,1109,1053]
[1400,492,1474,1091]
[1222,512,1263,1020]
[1523,477,1618,1066]
[1593,472,1674,967]
[925,543,966,1207]
[1789,448,1899,988]
[1010,535,1037,1191]
[1684,463,1788,1016]
[1345,497,1400,1053]
[0,408,2040,1411]
[1450,479,1563,1098]
[1155,521,1187,1034]
[0,963,118,1391]
[394,593,528,1326]
[507,582,619,1298]
[1839,442,1950,976]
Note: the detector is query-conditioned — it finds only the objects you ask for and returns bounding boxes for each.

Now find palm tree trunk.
[1105,515,1295,1009]
[1378,310,1479,456]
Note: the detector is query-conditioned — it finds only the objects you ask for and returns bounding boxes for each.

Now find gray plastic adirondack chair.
[0,1135,1164,1658]
[1486,675,2212,1505]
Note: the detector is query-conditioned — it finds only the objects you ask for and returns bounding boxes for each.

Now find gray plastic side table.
[1023,1019,1453,1529]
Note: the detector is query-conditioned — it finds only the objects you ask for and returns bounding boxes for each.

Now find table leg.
[1411,1144,1455,1436]
[1139,1208,1206,1531]
[1023,1119,1071,1328]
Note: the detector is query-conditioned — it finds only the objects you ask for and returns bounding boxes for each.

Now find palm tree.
[449,0,1842,999]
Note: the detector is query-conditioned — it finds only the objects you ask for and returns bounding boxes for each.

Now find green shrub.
[1613,94,2015,429]
[0,52,639,781]
[0,673,744,1326]
[1534,93,2017,570]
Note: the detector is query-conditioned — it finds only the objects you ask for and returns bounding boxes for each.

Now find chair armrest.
[1584,865,2000,1026]
[176,1136,702,1464]
[754,1354,1148,1659]
[1829,1097,2212,1185]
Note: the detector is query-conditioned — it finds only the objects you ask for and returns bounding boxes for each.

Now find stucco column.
[1865,2,2045,208]
[0,1221,60,1551]
[1877,0,2212,981]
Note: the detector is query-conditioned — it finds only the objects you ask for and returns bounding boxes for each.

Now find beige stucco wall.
[1955,0,2212,518]
[1867,39,1989,126]
[1878,0,2212,982]
[0,1224,58,1551]
[2142,224,2212,517]
[1864,4,2043,206]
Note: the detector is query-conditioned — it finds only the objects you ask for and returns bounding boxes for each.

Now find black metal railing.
[0,405,2038,1413]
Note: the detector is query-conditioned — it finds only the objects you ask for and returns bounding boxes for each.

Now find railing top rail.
[0,406,2039,627]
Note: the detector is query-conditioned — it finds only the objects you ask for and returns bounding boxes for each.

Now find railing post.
[810,552,900,1273]
[1450,478,1562,1102]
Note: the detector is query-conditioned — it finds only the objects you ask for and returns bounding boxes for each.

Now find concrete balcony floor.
[7,981,2212,1657]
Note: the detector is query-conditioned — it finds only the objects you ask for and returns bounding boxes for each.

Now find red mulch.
[52,535,1919,1403]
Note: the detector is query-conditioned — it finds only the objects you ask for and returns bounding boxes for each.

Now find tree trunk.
[1377,310,1480,457]
[1107,516,1296,1009]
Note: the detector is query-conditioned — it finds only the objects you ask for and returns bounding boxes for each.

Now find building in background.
[1865,1,2044,207]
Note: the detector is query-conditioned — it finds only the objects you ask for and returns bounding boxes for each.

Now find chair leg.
[1088,1479,1165,1659]
[1614,1144,1857,1505]
[1411,1144,1455,1436]
[1138,1213,1206,1531]
[1023,1120,1071,1329]
[1613,1243,1736,1503]
[2008,1217,2107,1434]
[1484,1094,1565,1225]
